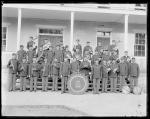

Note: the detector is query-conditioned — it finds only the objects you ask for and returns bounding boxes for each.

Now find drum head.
[68,73,89,95]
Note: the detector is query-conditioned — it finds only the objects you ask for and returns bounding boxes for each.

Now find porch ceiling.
[2,7,146,24]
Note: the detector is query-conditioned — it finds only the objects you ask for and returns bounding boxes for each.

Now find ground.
[2,68,147,116]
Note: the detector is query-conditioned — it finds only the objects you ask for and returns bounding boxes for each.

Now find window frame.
[134,31,146,57]
[2,25,8,52]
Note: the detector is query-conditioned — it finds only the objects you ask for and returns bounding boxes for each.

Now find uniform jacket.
[73,44,82,54]
[70,61,80,73]
[102,64,110,77]
[73,52,82,60]
[118,62,128,76]
[102,54,110,61]
[17,50,27,62]
[29,62,40,77]
[95,46,103,53]
[45,50,54,64]
[60,61,71,76]
[64,50,72,59]
[7,59,19,74]
[91,64,102,79]
[27,41,34,49]
[109,54,118,61]
[18,62,29,76]
[91,54,101,65]
[51,60,60,76]
[83,46,93,56]
[27,50,36,63]
[108,44,116,52]
[109,63,119,77]
[129,63,140,77]
[54,49,63,62]
[41,62,51,76]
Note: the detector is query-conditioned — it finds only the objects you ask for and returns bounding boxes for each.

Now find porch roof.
[2,5,146,24]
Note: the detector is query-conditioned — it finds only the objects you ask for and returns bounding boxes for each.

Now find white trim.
[17,8,22,51]
[2,23,11,26]
[38,33,63,36]
[36,24,66,29]
[124,14,129,51]
[96,27,113,32]
[133,29,146,33]
[3,4,146,16]
[70,11,74,52]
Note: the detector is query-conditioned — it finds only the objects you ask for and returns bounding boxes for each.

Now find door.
[97,37,110,50]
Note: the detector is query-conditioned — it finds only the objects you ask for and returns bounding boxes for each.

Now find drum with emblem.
[67,72,89,95]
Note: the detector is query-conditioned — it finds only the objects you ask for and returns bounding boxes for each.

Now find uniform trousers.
[8,73,16,91]
[20,76,27,91]
[120,76,127,91]
[42,76,48,91]
[30,76,37,91]
[93,78,101,93]
[102,77,108,92]
[52,75,58,91]
[61,76,68,93]
[129,76,138,91]
[109,77,117,92]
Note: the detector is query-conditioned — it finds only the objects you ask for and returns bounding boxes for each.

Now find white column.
[17,8,22,51]
[124,14,129,51]
[70,11,74,52]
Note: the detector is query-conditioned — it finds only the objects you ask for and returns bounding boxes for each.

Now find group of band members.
[7,37,140,94]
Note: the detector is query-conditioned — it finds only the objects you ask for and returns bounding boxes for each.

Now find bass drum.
[67,72,89,95]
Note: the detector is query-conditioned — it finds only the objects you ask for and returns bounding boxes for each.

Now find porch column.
[17,8,22,51]
[124,14,129,51]
[70,11,74,52]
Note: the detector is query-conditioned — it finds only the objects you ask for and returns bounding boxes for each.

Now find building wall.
[2,17,146,72]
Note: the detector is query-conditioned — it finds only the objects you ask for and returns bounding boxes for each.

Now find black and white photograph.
[2,3,147,116]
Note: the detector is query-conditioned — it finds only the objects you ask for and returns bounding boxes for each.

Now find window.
[134,33,146,57]
[39,28,63,35]
[97,31,111,37]
[2,27,7,51]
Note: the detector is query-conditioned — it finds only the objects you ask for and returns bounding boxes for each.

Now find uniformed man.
[73,48,82,61]
[29,56,39,92]
[118,58,128,91]
[91,59,102,94]
[26,46,36,64]
[108,40,117,52]
[109,50,118,61]
[102,50,110,62]
[101,60,111,93]
[129,57,140,92]
[45,45,54,65]
[17,45,27,63]
[54,44,64,63]
[27,36,37,51]
[41,58,51,91]
[91,50,101,65]
[83,41,93,58]
[73,39,82,54]
[18,57,29,91]
[109,60,119,92]
[64,45,72,63]
[70,57,80,74]
[95,42,103,55]
[51,58,60,91]
[60,58,71,93]
[7,53,19,91]
[121,51,131,82]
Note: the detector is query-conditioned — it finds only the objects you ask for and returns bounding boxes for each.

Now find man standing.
[54,44,64,63]
[83,41,93,58]
[17,45,27,63]
[95,42,103,55]
[73,39,82,54]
